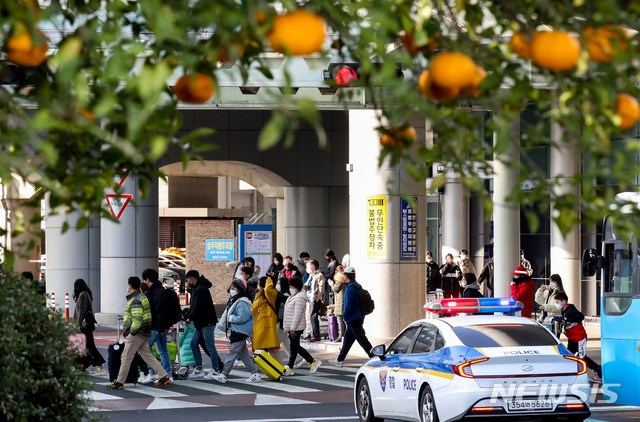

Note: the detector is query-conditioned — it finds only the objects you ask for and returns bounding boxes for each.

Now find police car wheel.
[419,385,439,422]
[356,377,382,422]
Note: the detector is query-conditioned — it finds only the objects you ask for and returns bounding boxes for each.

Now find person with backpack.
[251,277,282,362]
[184,270,220,379]
[140,269,173,384]
[328,266,374,367]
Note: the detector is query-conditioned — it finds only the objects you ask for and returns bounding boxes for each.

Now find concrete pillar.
[100,174,158,320]
[276,197,286,254]
[45,200,100,311]
[349,110,426,340]
[550,110,581,308]
[470,195,486,273]
[441,181,467,260]
[285,186,330,260]
[493,118,521,298]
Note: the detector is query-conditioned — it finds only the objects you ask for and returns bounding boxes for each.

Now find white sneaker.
[328,359,343,368]
[191,369,205,378]
[140,374,157,384]
[294,359,305,369]
[212,374,227,383]
[91,368,107,377]
[247,373,262,383]
[309,360,322,374]
[204,369,220,380]
[283,365,295,376]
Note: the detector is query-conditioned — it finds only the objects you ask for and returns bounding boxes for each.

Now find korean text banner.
[367,196,387,259]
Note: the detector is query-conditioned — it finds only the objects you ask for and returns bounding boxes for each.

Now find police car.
[354,298,591,422]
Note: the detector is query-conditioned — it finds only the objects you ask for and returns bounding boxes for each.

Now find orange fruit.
[400,31,439,55]
[460,66,487,97]
[510,32,533,59]
[530,31,581,72]
[429,52,477,90]
[173,73,215,104]
[583,25,629,63]
[216,40,245,63]
[615,93,640,131]
[418,70,459,102]
[6,24,48,67]
[380,126,417,148]
[268,10,326,56]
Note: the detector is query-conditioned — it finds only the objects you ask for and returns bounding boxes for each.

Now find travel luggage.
[327,315,339,341]
[152,341,178,361]
[107,316,146,383]
[253,349,285,381]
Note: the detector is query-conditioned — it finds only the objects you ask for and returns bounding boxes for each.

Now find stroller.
[152,321,190,380]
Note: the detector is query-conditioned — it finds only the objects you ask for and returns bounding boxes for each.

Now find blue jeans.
[191,325,219,370]
[147,329,171,376]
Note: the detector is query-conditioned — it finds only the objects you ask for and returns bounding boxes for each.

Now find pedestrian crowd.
[92,247,374,390]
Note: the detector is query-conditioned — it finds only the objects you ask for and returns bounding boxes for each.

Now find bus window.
[603,243,633,314]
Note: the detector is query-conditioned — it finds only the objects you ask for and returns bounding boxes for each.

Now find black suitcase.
[107,316,148,383]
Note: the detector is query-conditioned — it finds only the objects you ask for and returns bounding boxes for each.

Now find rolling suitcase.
[253,350,285,381]
[107,316,146,383]
[327,315,339,341]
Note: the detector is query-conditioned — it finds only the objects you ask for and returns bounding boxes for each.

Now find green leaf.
[258,113,286,151]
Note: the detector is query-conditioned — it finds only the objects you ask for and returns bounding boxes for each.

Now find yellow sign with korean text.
[367,196,387,259]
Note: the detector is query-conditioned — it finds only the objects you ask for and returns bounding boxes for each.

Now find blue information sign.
[401,197,418,261]
[205,239,235,261]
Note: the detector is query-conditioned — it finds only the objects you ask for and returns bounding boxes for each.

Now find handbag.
[84,310,97,331]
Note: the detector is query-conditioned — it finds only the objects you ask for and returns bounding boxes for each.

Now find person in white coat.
[283,277,321,376]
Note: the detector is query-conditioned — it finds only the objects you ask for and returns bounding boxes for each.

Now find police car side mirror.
[371,344,386,359]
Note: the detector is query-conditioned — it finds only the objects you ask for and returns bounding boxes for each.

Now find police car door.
[376,326,421,415]
[397,324,441,418]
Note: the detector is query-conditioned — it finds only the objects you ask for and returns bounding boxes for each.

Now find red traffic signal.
[334,66,358,85]
[325,63,360,87]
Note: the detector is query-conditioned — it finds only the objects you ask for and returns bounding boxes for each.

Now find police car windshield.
[452,324,557,348]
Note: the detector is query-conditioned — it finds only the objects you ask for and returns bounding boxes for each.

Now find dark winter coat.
[462,282,484,298]
[147,280,170,332]
[561,304,587,342]
[323,258,339,281]
[478,259,494,291]
[278,264,302,280]
[426,261,442,292]
[440,262,462,297]
[185,276,218,329]
[343,280,364,323]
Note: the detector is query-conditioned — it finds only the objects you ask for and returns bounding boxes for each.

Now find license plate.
[507,400,553,412]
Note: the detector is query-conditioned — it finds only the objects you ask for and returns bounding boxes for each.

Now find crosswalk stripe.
[86,391,123,401]
[224,377,320,393]
[254,394,316,406]
[176,379,250,395]
[147,397,217,410]
[94,383,186,398]
[294,375,354,389]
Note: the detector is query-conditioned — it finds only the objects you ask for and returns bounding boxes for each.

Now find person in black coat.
[266,253,285,278]
[461,273,484,298]
[440,253,462,298]
[141,269,172,382]
[425,251,442,299]
[184,270,220,378]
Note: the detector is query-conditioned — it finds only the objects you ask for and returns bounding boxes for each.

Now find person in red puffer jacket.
[510,266,537,319]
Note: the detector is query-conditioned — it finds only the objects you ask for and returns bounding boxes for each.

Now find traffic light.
[324,62,404,87]
[324,63,360,86]
[0,61,25,85]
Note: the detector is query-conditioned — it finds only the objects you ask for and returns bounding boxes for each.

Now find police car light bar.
[424,298,524,314]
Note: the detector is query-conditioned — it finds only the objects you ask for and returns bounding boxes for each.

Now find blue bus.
[583,194,640,405]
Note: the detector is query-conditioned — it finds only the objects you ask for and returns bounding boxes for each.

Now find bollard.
[185,291,189,306]
[65,293,69,321]
[174,282,180,304]
[51,292,55,313]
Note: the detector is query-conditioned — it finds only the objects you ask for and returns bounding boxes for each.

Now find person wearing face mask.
[461,273,483,298]
[555,292,601,381]
[278,256,302,280]
[183,270,220,379]
[266,253,284,278]
[456,249,477,276]
[283,277,322,375]
[425,251,442,301]
[213,280,262,383]
[510,266,537,319]
[440,253,462,298]
[226,256,261,280]
[322,248,338,306]
[239,266,258,301]
[304,259,326,342]
[275,277,293,362]
[535,274,565,336]
[330,265,347,342]
[251,277,283,363]
[294,252,310,277]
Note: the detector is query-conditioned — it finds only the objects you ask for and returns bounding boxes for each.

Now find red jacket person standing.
[510,266,537,319]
